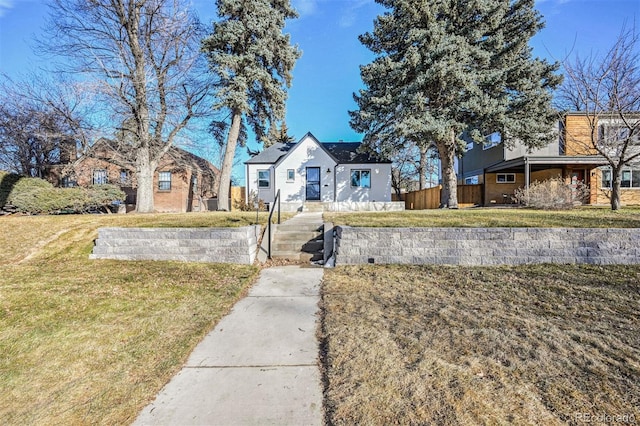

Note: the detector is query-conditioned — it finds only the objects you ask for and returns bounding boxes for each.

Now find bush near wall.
[0,171,125,214]
[514,177,590,210]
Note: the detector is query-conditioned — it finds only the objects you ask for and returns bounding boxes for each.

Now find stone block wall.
[90,225,260,264]
[334,226,640,266]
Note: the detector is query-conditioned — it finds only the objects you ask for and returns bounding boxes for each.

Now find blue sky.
[1,0,639,182]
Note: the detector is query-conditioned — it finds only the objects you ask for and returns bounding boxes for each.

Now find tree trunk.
[436,135,458,209]
[610,168,622,211]
[136,147,156,213]
[216,110,242,211]
[419,145,428,190]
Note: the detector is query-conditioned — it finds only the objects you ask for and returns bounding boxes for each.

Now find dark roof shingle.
[244,139,390,165]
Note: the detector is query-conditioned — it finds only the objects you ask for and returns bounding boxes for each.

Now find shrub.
[86,185,126,211]
[514,177,590,210]
[233,190,268,212]
[1,172,125,214]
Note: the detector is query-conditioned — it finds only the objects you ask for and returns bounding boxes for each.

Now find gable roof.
[322,142,390,164]
[244,132,390,165]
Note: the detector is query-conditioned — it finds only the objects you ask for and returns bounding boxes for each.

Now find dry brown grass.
[325,206,640,229]
[0,213,262,424]
[321,265,640,425]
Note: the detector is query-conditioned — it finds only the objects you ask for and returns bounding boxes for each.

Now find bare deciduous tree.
[42,0,209,212]
[560,27,640,210]
[0,75,90,177]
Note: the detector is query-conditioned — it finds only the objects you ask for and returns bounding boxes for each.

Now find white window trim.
[158,171,172,191]
[601,167,640,189]
[496,173,515,184]
[483,132,502,150]
[93,169,108,185]
[286,169,295,182]
[350,169,371,188]
[258,169,270,188]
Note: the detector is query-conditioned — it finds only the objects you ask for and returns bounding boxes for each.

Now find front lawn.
[0,212,263,424]
[321,264,640,425]
[325,207,640,228]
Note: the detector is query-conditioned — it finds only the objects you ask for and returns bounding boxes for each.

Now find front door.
[305,167,321,201]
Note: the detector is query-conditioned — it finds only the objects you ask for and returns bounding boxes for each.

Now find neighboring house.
[245,132,395,211]
[46,139,219,213]
[458,113,640,206]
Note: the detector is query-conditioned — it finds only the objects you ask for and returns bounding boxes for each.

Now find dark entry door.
[305,167,321,201]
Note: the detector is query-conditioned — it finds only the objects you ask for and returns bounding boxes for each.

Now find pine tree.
[351,0,561,208]
[202,0,300,210]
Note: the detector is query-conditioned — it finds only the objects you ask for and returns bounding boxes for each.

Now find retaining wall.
[90,225,261,264]
[334,226,640,266]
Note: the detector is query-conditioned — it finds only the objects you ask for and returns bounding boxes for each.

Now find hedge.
[0,171,125,214]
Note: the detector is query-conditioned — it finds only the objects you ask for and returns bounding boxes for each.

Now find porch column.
[524,157,530,190]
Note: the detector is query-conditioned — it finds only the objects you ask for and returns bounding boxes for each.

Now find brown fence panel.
[457,184,483,207]
[404,184,483,209]
[405,186,441,210]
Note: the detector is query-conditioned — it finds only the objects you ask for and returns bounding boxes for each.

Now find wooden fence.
[404,184,483,210]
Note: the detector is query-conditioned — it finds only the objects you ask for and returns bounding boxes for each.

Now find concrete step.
[272,240,323,253]
[275,223,323,232]
[273,231,322,241]
[302,203,324,212]
[270,252,320,262]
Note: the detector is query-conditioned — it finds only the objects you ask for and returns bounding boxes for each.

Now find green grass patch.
[325,206,640,228]
[322,264,640,425]
[0,212,263,424]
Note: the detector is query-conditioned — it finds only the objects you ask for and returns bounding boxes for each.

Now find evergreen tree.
[202,0,300,210]
[351,0,561,208]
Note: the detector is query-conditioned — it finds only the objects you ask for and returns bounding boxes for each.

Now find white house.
[245,132,402,212]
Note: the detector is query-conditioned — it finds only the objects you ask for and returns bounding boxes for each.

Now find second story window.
[93,169,108,185]
[158,171,171,191]
[483,132,502,150]
[599,124,640,145]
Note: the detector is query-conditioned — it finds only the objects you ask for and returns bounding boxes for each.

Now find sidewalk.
[134,266,324,426]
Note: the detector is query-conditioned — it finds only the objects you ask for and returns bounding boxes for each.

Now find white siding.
[276,135,336,204]
[245,134,393,206]
[246,164,275,204]
[335,163,392,202]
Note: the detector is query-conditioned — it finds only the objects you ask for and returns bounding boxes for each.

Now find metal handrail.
[267,189,281,259]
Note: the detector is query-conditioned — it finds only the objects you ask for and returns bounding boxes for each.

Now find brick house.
[458,112,640,206]
[47,139,219,212]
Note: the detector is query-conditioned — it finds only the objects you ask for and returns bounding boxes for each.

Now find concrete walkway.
[134,266,323,426]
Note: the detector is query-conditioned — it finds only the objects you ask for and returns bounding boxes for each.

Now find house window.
[120,170,130,185]
[496,173,515,183]
[258,170,270,188]
[61,176,77,187]
[465,176,479,185]
[158,171,171,191]
[601,167,640,189]
[287,169,295,182]
[350,169,371,188]
[93,169,108,185]
[599,125,639,144]
[484,132,501,150]
[602,169,612,188]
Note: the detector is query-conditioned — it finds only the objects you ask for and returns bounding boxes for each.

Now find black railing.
[267,189,281,259]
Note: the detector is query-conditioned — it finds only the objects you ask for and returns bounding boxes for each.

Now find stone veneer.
[90,226,260,264]
[334,226,640,265]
